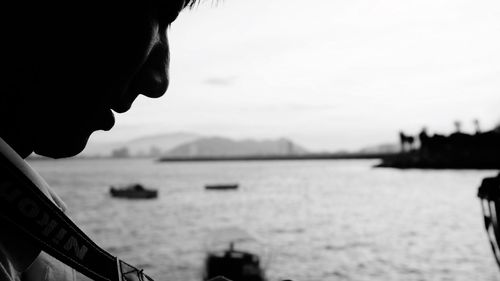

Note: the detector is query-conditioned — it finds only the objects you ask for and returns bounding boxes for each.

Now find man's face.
[16,1,190,158]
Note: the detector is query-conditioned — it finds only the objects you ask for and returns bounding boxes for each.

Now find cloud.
[203,76,237,86]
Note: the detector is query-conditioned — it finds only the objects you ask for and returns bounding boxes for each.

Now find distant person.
[399,131,414,152]
[0,1,199,280]
[418,127,429,151]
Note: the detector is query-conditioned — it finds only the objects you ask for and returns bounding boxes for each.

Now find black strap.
[483,200,500,268]
[0,153,120,281]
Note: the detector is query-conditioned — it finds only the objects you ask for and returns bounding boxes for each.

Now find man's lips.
[99,98,135,131]
[111,103,133,114]
[99,109,115,131]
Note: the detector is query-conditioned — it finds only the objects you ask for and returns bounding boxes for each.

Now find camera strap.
[0,139,153,281]
[478,174,500,268]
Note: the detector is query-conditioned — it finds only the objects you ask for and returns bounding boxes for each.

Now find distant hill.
[165,137,308,157]
[82,132,200,157]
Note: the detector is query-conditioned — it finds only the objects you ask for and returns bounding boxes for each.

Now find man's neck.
[0,79,36,159]
[0,97,34,159]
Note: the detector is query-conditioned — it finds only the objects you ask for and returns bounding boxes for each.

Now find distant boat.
[110,183,158,199]
[205,183,239,191]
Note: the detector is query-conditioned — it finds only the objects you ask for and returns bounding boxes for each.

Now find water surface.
[30,159,499,281]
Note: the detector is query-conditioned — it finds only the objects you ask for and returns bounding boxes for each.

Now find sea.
[28,158,500,281]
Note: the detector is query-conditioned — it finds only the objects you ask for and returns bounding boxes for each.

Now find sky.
[88,0,500,152]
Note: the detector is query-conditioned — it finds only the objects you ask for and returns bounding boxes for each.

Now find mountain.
[165,137,308,157]
[82,132,200,157]
[124,133,201,156]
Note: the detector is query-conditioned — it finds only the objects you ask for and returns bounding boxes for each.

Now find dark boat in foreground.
[205,183,239,190]
[204,243,266,281]
[203,228,267,281]
[110,183,158,199]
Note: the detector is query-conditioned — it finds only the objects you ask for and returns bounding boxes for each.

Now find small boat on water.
[205,183,239,191]
[109,183,158,199]
[203,228,267,281]
[203,243,266,281]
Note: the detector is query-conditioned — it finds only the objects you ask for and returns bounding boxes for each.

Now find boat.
[109,183,158,199]
[203,228,267,281]
[205,183,239,190]
[203,243,266,281]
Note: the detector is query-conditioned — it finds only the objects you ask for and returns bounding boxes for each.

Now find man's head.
[0,0,198,158]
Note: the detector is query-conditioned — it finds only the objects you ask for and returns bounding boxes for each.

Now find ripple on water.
[29,159,500,281]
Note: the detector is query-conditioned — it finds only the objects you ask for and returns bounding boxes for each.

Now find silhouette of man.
[0,1,198,280]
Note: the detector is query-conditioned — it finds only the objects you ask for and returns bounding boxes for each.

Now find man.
[0,0,199,280]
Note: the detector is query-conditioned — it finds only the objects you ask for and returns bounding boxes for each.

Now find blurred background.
[87,0,500,153]
[30,0,500,280]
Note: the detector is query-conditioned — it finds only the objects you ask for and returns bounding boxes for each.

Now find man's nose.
[135,29,170,99]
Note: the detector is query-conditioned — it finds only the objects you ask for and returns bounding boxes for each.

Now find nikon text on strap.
[0,142,153,281]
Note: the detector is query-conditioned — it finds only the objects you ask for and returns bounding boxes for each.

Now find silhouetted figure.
[417,127,430,158]
[474,119,481,134]
[418,127,429,149]
[0,1,201,280]
[399,131,415,152]
[383,125,500,169]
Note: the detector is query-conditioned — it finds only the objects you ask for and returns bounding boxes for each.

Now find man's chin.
[34,134,91,159]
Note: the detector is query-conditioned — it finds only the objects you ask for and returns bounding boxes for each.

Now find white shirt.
[0,138,90,281]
